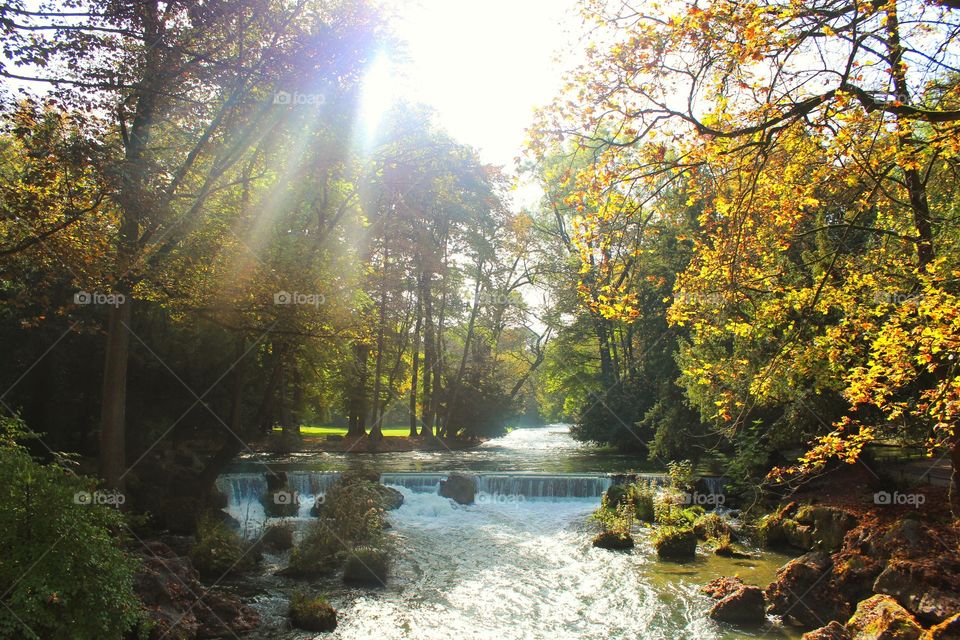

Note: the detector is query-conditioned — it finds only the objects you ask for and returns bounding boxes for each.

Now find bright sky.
[389,0,581,169]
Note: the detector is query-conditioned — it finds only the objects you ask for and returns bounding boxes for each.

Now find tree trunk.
[99,298,132,489]
[409,280,422,437]
[885,0,934,268]
[421,270,435,438]
[443,261,484,436]
[369,240,389,440]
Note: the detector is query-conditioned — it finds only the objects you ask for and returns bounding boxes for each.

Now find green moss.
[289,592,337,632]
[653,525,697,560]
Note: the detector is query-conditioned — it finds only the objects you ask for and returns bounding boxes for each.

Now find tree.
[531,0,960,489]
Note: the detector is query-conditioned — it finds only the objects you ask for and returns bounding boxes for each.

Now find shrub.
[693,512,732,541]
[189,514,258,578]
[322,479,385,544]
[592,502,635,535]
[342,547,390,586]
[289,592,337,632]
[666,460,695,492]
[625,482,656,522]
[0,417,144,640]
[286,525,345,577]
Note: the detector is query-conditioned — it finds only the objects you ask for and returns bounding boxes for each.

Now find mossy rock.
[846,594,922,640]
[289,592,337,632]
[654,526,697,560]
[592,530,634,550]
[373,484,404,510]
[342,547,390,586]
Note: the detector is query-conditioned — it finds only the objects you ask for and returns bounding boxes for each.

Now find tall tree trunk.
[409,279,423,437]
[885,0,934,269]
[421,271,435,438]
[347,342,370,436]
[99,299,132,488]
[443,261,484,437]
[98,1,163,489]
[369,239,390,440]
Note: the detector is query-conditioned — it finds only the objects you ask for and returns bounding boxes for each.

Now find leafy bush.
[592,503,636,535]
[0,417,144,640]
[655,496,702,527]
[289,592,337,632]
[666,460,695,492]
[693,512,732,541]
[286,525,345,576]
[625,481,656,522]
[189,514,258,578]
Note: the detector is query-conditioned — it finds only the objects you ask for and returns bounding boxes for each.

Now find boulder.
[592,530,634,550]
[874,561,960,625]
[804,622,853,640]
[654,527,697,560]
[374,484,404,510]
[766,551,846,628]
[760,502,857,552]
[133,541,259,640]
[795,505,858,553]
[439,473,476,505]
[845,594,922,640]
[708,584,766,625]
[702,576,745,600]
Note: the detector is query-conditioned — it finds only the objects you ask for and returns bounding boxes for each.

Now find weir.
[216,470,725,504]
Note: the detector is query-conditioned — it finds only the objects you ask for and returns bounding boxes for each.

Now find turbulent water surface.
[219,425,802,640]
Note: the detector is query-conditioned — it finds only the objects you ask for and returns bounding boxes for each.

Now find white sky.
[389,0,581,169]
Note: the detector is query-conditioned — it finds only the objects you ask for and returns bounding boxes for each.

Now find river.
[216,424,802,640]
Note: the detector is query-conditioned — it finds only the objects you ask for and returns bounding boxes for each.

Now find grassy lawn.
[273,425,412,437]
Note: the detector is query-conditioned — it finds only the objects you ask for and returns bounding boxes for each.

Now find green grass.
[273,425,412,437]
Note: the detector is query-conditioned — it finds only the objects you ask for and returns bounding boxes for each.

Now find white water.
[309,488,796,640]
[225,426,800,639]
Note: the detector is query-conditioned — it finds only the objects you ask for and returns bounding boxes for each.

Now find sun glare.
[355,53,399,150]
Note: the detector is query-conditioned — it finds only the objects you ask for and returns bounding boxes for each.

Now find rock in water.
[592,530,634,550]
[439,473,476,504]
[708,584,766,625]
[845,594,922,640]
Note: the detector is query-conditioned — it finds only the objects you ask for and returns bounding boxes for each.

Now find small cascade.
[476,473,611,499]
[379,472,446,493]
[379,472,614,500]
[215,470,341,530]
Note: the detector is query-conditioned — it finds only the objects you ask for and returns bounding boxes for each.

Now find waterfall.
[379,472,446,493]
[475,474,611,499]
